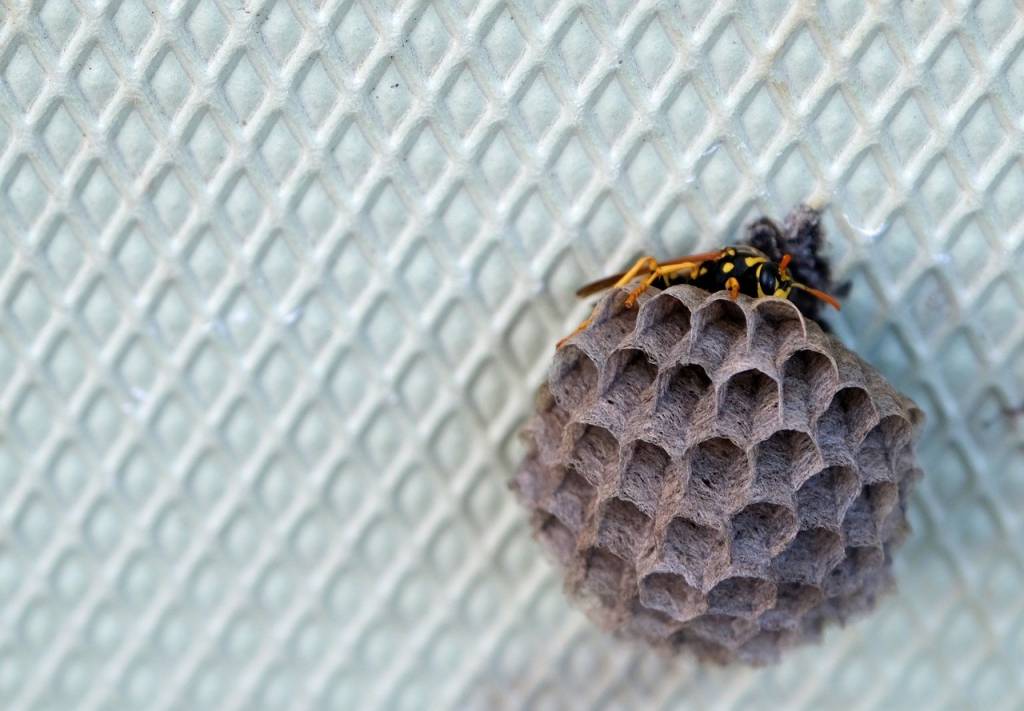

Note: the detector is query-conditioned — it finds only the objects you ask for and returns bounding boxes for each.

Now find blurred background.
[0,0,1022,709]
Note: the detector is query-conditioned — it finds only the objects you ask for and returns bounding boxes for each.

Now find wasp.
[557,246,841,348]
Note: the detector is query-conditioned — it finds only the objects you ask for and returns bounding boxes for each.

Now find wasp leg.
[623,261,701,308]
[725,277,740,300]
[557,256,658,349]
[611,256,659,289]
[555,312,596,350]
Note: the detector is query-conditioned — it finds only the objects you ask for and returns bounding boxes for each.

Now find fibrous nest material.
[744,204,851,332]
[514,285,924,665]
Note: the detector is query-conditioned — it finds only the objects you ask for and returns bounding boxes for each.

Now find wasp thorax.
[514,285,924,665]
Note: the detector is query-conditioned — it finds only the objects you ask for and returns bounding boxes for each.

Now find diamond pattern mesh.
[0,1,1021,709]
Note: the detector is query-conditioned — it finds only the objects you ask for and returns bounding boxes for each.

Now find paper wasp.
[557,245,841,349]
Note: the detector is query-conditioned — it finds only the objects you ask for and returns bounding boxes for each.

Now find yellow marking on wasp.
[699,266,708,275]
[721,261,734,273]
[744,256,767,268]
[774,288,790,298]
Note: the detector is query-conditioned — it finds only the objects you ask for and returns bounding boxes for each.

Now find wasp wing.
[575,272,633,298]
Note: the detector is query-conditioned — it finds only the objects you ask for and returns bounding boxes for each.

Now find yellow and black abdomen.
[668,246,769,298]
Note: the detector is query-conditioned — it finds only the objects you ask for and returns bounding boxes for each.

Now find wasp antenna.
[779,253,792,276]
[792,282,841,311]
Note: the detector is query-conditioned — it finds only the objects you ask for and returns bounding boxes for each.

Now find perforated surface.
[0,1,1021,709]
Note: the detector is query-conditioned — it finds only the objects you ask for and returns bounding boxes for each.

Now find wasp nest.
[514,286,924,665]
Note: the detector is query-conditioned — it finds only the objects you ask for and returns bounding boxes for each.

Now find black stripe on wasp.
[557,245,841,349]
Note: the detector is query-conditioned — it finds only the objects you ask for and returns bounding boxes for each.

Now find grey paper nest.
[514,284,924,665]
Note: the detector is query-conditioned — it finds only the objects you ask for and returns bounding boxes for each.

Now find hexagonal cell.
[855,425,895,484]
[635,292,692,357]
[643,363,712,451]
[617,440,670,515]
[580,547,627,608]
[574,292,639,358]
[638,572,706,622]
[736,629,798,665]
[594,348,657,428]
[875,411,914,449]
[595,497,651,560]
[549,345,598,410]
[548,468,596,533]
[758,582,823,631]
[816,386,877,463]
[749,299,805,366]
[707,577,776,620]
[752,429,821,500]
[689,298,748,373]
[770,527,844,586]
[511,453,550,508]
[527,389,570,465]
[794,466,859,531]
[895,461,923,503]
[820,565,892,623]
[669,628,733,663]
[716,369,780,442]
[730,502,798,573]
[831,343,872,391]
[878,505,911,549]
[566,423,619,486]
[657,516,730,590]
[678,438,752,526]
[686,613,760,649]
[823,545,885,597]
[537,515,576,566]
[624,600,685,641]
[892,443,919,482]
[781,349,837,430]
[857,414,914,482]
[842,481,898,546]
[797,610,827,646]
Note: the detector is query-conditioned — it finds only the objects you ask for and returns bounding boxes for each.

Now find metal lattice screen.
[0,0,1022,709]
